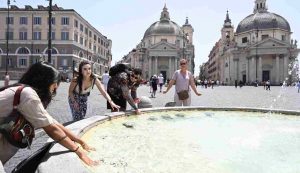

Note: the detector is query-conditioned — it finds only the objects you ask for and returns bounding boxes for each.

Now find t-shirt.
[158,76,164,84]
[172,70,193,93]
[102,73,110,84]
[0,86,56,164]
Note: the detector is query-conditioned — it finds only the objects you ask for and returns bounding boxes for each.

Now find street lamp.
[47,0,53,63]
[4,0,15,86]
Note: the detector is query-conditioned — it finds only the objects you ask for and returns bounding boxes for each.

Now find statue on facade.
[294,40,297,47]
[291,39,294,45]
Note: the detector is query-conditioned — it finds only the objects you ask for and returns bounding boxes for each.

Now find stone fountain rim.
[36,106,300,173]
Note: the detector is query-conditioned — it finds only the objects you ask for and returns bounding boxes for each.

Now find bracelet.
[72,146,80,152]
[56,135,67,143]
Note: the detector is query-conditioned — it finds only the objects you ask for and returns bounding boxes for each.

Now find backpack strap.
[13,85,25,109]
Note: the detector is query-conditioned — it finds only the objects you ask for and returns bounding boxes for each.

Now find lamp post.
[4,0,14,87]
[47,0,52,63]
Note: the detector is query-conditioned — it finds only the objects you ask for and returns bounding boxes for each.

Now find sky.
[1,0,299,75]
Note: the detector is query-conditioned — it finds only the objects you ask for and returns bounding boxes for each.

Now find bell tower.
[182,17,194,44]
[221,10,234,47]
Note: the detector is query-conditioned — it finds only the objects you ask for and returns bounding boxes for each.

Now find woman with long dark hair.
[68,60,119,121]
[0,62,98,168]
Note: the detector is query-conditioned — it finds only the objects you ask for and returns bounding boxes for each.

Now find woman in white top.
[163,59,201,106]
[68,61,119,121]
[0,62,98,168]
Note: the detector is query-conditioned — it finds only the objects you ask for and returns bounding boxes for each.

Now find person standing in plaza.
[101,70,110,91]
[163,59,201,106]
[0,62,98,168]
[68,61,119,121]
[4,72,9,87]
[158,73,164,92]
[107,64,142,114]
[297,81,300,93]
[151,75,158,98]
[266,80,271,91]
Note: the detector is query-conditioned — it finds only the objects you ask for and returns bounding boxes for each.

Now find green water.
[81,111,300,173]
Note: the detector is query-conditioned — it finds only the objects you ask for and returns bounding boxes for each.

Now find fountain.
[35,107,300,173]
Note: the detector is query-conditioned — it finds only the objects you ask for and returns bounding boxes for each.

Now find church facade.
[118,4,195,81]
[203,0,299,85]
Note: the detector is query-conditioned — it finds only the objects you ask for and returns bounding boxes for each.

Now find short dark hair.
[132,68,142,76]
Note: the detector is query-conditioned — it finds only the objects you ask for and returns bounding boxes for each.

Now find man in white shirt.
[102,71,110,91]
[158,74,164,92]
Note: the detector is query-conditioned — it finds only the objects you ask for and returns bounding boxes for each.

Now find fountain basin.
[36,107,300,173]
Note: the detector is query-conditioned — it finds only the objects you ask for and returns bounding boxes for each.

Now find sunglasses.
[131,74,140,80]
[180,63,186,65]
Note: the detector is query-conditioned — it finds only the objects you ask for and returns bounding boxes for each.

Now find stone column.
[155,56,158,75]
[251,57,256,82]
[148,56,152,77]
[258,56,262,82]
[276,55,280,84]
[168,57,172,78]
[283,55,289,81]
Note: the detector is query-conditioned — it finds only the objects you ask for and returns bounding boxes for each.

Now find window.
[80,24,83,32]
[48,17,55,25]
[98,37,100,44]
[74,19,78,28]
[242,37,248,43]
[19,59,27,66]
[281,35,286,41]
[6,32,14,40]
[33,32,42,40]
[161,39,167,42]
[94,34,97,41]
[80,37,83,45]
[6,17,14,24]
[33,17,42,25]
[20,17,28,25]
[19,32,27,40]
[85,28,88,35]
[89,31,92,37]
[74,33,78,42]
[35,49,40,53]
[61,17,69,25]
[18,48,29,54]
[62,59,67,66]
[89,42,92,49]
[61,32,69,40]
[51,32,56,40]
[262,35,269,40]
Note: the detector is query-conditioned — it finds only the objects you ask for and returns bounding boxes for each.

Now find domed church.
[205,0,299,85]
[119,4,195,80]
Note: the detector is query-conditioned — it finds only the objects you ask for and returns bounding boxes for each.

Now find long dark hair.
[77,61,95,94]
[18,61,61,108]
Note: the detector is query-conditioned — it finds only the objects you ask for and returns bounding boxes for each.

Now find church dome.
[143,20,183,39]
[236,12,291,34]
[143,4,183,39]
[236,0,290,34]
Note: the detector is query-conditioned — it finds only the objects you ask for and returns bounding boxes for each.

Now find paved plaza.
[1,81,300,172]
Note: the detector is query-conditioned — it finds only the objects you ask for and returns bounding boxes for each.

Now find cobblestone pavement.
[1,81,300,172]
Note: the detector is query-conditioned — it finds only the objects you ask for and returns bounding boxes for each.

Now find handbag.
[0,85,35,149]
[177,90,189,100]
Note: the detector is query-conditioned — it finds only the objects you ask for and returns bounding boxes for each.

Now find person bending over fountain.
[107,64,142,114]
[68,61,120,121]
[163,59,201,106]
[0,62,98,169]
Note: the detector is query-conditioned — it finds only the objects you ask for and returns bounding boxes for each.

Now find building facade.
[118,4,195,81]
[0,4,112,79]
[203,0,299,85]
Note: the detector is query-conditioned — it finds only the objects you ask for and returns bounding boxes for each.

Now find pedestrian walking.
[297,81,300,93]
[266,80,271,90]
[151,75,158,98]
[0,62,98,168]
[101,70,110,91]
[163,59,201,106]
[158,74,164,92]
[107,64,143,114]
[68,61,119,121]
